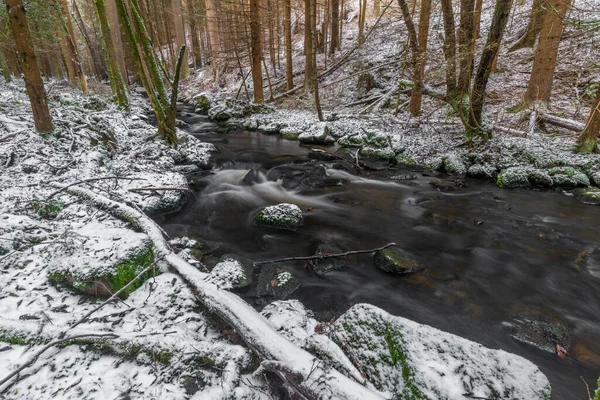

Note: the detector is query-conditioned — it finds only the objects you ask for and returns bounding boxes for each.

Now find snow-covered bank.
[1,79,554,398]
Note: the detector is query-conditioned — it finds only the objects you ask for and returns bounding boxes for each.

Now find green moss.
[110,245,157,296]
[0,247,9,256]
[31,199,65,219]
[0,331,44,346]
[594,378,599,400]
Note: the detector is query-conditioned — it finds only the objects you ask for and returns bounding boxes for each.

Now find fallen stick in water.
[254,242,396,266]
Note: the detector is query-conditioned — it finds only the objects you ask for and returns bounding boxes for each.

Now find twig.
[581,376,592,400]
[253,243,396,266]
[0,333,118,390]
[47,176,146,199]
[127,187,188,192]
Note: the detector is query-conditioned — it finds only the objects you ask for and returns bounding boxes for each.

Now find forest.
[1,0,600,399]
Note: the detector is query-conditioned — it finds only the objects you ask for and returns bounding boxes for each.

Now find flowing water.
[164,106,600,398]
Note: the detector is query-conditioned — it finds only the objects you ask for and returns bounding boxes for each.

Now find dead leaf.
[270,279,277,287]
[556,344,568,359]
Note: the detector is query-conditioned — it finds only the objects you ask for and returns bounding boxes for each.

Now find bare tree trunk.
[106,0,128,85]
[468,0,513,138]
[358,0,367,45]
[397,0,421,115]
[72,0,108,80]
[57,0,89,93]
[284,0,294,89]
[330,0,339,54]
[473,0,483,38]
[5,0,54,133]
[457,0,476,94]
[374,0,380,17]
[576,90,600,153]
[339,0,343,49]
[94,0,130,110]
[311,0,323,120]
[171,0,189,78]
[205,0,220,79]
[0,50,12,82]
[440,0,457,96]
[524,0,571,103]
[187,0,202,68]
[250,0,264,102]
[410,0,432,115]
[509,0,546,51]
[267,0,278,78]
[304,0,313,92]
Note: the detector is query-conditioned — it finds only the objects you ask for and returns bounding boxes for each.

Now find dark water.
[166,107,600,398]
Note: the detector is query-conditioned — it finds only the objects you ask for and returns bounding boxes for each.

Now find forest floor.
[180,0,600,201]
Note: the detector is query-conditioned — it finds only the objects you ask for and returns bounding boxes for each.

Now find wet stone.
[254,203,303,231]
[374,246,421,274]
[504,313,571,354]
[256,264,300,299]
[312,244,348,275]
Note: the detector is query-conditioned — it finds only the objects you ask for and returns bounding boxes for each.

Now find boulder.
[254,203,303,231]
[298,123,335,145]
[46,223,156,297]
[206,254,254,289]
[308,149,337,161]
[374,246,421,274]
[504,312,571,355]
[256,264,300,299]
[591,171,600,187]
[193,92,212,112]
[442,153,468,177]
[467,164,497,179]
[357,72,376,97]
[496,167,530,188]
[333,304,551,399]
[549,166,590,187]
[301,166,345,188]
[573,187,600,205]
[257,122,281,134]
[527,169,553,187]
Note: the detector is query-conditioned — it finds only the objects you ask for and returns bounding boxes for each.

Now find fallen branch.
[56,184,384,399]
[0,333,118,390]
[254,242,396,266]
[539,113,585,132]
[47,176,146,199]
[127,187,188,192]
[493,125,527,137]
[344,94,383,108]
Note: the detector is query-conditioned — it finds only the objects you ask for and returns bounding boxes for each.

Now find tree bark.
[358,0,367,45]
[284,0,294,89]
[397,0,421,114]
[0,50,12,82]
[330,0,339,54]
[105,0,128,84]
[524,0,572,103]
[440,0,457,96]
[576,90,600,153]
[5,0,54,133]
[304,0,314,92]
[171,0,189,78]
[410,0,432,116]
[57,0,89,93]
[94,0,130,110]
[205,0,220,79]
[468,0,513,137]
[457,0,476,94]
[250,0,264,103]
[71,0,108,80]
[509,0,546,52]
[374,0,381,17]
[187,0,202,67]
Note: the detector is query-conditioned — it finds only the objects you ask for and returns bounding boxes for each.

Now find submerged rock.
[46,223,156,297]
[573,187,600,205]
[504,312,571,355]
[332,304,551,399]
[308,149,337,161]
[301,166,345,188]
[254,203,303,231]
[298,122,335,145]
[374,246,421,274]
[256,264,300,299]
[312,243,348,275]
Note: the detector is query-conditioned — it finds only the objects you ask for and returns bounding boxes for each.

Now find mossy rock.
[193,92,212,112]
[374,247,421,274]
[467,164,497,179]
[549,166,590,187]
[333,304,552,399]
[207,254,253,289]
[337,133,366,147]
[527,169,553,187]
[298,122,334,145]
[256,264,300,299]
[46,223,158,298]
[312,243,348,275]
[573,187,600,205]
[497,167,530,188]
[254,203,303,231]
[442,153,467,177]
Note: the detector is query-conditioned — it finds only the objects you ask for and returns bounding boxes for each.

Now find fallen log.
[539,114,585,132]
[58,184,384,400]
[493,125,527,137]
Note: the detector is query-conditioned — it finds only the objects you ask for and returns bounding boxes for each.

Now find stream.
[163,105,600,398]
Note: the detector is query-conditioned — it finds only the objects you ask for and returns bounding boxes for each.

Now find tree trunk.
[358,0,367,45]
[187,0,202,67]
[304,0,314,92]
[312,0,323,121]
[0,50,12,82]
[410,0,432,116]
[94,0,130,110]
[205,0,220,79]
[440,0,457,96]
[374,0,380,17]
[284,0,294,89]
[509,0,546,51]
[58,0,89,93]
[473,0,483,38]
[457,0,476,94]
[524,0,571,103]
[397,0,421,114]
[267,0,277,78]
[171,0,189,78]
[330,0,339,54]
[71,0,108,80]
[5,0,54,133]
[105,0,128,85]
[468,0,513,138]
[250,0,264,103]
[576,90,600,153]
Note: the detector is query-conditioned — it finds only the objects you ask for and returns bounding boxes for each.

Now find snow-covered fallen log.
[58,184,384,400]
[539,113,586,132]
